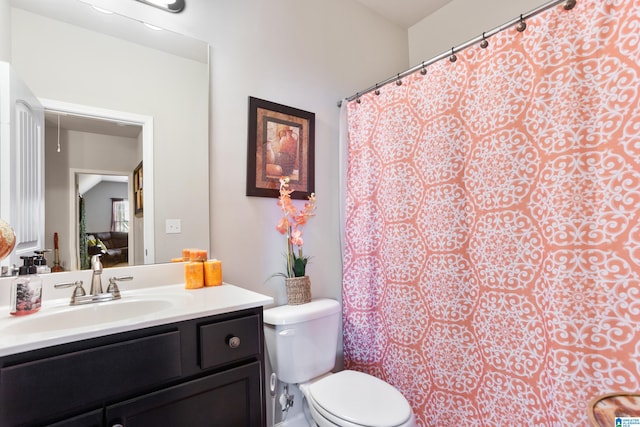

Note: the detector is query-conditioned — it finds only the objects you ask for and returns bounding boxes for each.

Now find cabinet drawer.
[200,314,260,369]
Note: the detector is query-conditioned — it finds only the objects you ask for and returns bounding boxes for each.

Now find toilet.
[263,299,416,427]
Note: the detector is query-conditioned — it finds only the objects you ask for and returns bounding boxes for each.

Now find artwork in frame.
[246,96,315,199]
[133,161,143,216]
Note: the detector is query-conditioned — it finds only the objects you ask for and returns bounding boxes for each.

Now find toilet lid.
[307,370,412,427]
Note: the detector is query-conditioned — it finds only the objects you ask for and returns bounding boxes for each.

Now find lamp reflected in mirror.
[134,0,185,13]
[0,219,17,264]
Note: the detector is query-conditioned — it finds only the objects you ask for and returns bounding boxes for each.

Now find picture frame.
[246,96,315,199]
[133,161,143,216]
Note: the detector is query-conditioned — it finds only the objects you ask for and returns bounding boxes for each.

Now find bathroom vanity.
[0,280,273,427]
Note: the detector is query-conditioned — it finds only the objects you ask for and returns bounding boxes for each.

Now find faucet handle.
[54,280,86,303]
[106,276,133,298]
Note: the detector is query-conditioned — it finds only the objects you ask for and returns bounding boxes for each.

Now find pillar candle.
[190,249,208,262]
[184,261,204,289]
[204,259,222,287]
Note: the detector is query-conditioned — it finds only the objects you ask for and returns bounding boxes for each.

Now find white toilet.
[263,298,416,427]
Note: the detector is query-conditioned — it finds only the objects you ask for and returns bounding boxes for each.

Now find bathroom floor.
[276,412,310,427]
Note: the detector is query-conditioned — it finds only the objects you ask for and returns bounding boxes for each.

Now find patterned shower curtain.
[342,0,640,425]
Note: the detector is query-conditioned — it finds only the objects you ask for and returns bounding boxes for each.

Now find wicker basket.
[285,276,312,305]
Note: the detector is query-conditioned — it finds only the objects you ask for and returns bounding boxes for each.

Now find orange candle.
[184,261,204,289]
[190,249,208,262]
[204,259,222,287]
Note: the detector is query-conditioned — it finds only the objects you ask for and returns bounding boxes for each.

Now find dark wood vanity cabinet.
[0,307,266,427]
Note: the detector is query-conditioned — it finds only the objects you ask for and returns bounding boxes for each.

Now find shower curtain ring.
[563,0,576,10]
[374,84,380,96]
[420,61,427,75]
[449,48,457,63]
[480,32,489,49]
[396,74,402,86]
[516,15,527,32]
[355,92,361,104]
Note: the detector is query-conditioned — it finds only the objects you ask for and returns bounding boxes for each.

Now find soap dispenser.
[10,256,43,316]
[34,250,51,274]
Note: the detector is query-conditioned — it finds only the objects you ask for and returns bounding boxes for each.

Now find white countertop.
[0,281,273,357]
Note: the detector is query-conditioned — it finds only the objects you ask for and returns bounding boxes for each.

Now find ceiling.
[354,0,455,28]
[44,112,142,139]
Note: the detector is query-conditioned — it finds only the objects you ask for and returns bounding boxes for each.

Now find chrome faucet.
[54,255,134,306]
[89,254,104,296]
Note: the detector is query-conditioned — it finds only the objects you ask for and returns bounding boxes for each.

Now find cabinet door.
[106,362,264,427]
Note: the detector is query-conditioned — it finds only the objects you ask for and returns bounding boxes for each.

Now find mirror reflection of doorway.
[77,173,130,270]
[43,107,147,271]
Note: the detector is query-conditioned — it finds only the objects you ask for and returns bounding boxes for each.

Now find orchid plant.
[275,177,316,278]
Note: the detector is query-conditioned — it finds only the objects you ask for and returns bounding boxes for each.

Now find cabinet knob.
[227,335,241,349]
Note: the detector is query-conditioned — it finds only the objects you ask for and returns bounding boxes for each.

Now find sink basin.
[0,293,194,335]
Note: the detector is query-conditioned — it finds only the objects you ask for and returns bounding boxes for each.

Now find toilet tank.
[263,298,340,384]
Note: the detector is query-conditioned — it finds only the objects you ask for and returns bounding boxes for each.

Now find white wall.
[202,0,409,306]
[206,1,409,306]
[84,181,128,232]
[409,0,549,65]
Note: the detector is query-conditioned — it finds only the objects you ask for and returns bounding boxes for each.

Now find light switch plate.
[166,219,181,234]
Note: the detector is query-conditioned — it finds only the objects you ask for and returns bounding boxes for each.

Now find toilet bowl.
[263,299,416,427]
[299,370,416,427]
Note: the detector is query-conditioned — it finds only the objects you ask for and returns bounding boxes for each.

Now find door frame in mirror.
[73,169,133,270]
[41,98,155,267]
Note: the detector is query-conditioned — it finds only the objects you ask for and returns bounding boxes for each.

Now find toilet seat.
[301,370,413,427]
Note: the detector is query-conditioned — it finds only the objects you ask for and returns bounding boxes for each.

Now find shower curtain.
[342,0,640,426]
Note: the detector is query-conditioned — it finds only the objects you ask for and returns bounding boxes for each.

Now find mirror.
[9,0,211,270]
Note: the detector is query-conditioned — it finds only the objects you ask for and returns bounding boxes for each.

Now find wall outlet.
[166,219,181,234]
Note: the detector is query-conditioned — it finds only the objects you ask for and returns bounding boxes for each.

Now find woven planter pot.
[285,276,312,305]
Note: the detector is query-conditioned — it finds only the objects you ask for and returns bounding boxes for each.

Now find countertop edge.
[0,283,274,357]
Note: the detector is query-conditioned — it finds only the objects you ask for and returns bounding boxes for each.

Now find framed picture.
[246,96,315,199]
[133,161,143,216]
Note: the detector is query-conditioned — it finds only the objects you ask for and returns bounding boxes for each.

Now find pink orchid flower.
[275,177,317,277]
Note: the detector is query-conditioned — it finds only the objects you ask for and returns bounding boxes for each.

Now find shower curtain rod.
[337,0,576,107]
